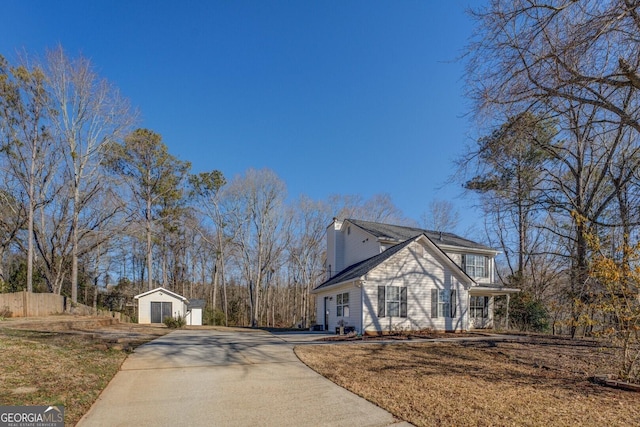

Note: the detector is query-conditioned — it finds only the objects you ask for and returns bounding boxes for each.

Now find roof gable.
[314,233,476,292]
[134,287,188,301]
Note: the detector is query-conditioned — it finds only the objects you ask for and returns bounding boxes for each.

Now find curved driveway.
[78,329,409,427]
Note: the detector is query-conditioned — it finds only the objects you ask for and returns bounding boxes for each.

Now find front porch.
[469,285,519,330]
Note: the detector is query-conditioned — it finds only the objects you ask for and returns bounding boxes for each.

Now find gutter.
[357,280,365,334]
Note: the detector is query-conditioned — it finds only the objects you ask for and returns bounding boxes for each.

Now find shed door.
[151,302,173,323]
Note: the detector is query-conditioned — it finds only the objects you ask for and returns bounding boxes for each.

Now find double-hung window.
[470,296,489,319]
[462,254,489,278]
[336,292,349,317]
[377,286,407,318]
[431,289,457,318]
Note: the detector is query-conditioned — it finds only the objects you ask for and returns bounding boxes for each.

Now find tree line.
[462,0,640,380]
[0,47,423,327]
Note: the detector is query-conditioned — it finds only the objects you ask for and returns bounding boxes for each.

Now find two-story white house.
[312,218,519,334]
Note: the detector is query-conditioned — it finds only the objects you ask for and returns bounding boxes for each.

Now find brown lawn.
[295,337,640,427]
[0,322,168,426]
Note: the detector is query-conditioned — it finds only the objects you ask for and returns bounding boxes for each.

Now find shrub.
[163,316,186,329]
[203,308,225,326]
[508,293,550,332]
[0,306,12,320]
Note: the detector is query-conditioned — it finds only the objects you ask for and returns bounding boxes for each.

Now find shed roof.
[188,299,206,309]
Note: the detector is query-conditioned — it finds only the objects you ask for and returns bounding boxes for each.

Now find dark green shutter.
[431,289,438,318]
[484,256,489,278]
[400,287,407,318]
[378,286,386,318]
[450,290,457,317]
[483,296,489,318]
[461,255,466,271]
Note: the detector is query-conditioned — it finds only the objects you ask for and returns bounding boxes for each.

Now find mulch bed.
[319,330,489,341]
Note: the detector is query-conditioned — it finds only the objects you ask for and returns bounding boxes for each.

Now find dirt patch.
[12,386,38,394]
[3,316,169,351]
[295,336,640,427]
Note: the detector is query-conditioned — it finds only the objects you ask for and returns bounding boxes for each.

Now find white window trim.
[470,296,489,319]
[463,254,489,278]
[337,292,349,317]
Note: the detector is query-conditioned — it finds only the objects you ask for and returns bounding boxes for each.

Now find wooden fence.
[0,291,63,317]
[0,290,128,321]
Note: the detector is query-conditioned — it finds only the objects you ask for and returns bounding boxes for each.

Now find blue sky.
[2,1,481,232]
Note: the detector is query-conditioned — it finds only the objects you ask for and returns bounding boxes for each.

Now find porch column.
[505,294,510,330]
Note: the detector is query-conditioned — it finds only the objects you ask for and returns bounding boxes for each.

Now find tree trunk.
[26,164,35,293]
[146,194,153,291]
[212,260,218,324]
[571,221,588,339]
[71,182,80,303]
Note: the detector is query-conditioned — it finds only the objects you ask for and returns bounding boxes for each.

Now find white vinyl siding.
[136,289,187,324]
[326,221,345,277]
[314,286,361,333]
[363,240,469,332]
[342,224,380,271]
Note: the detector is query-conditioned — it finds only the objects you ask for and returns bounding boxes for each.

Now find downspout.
[358,280,365,334]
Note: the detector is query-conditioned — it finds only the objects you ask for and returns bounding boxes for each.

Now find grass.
[295,336,640,427]
[0,324,166,426]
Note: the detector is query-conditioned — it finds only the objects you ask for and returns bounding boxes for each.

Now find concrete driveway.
[78,329,410,427]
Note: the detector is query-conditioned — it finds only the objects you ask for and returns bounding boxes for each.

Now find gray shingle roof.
[314,237,415,291]
[347,219,494,251]
[187,299,206,309]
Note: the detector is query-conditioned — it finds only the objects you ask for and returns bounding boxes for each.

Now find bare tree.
[420,199,461,233]
[45,46,134,302]
[225,168,288,327]
[468,0,640,132]
[467,0,640,337]
[327,193,411,225]
[0,54,59,292]
[189,170,232,325]
[0,184,25,284]
[287,196,330,328]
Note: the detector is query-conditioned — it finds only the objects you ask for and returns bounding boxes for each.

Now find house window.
[387,286,401,317]
[377,286,407,318]
[470,296,489,318]
[439,290,450,318]
[336,292,349,317]
[462,254,489,278]
[431,289,457,318]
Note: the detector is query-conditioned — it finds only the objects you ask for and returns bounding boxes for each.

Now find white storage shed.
[134,287,204,325]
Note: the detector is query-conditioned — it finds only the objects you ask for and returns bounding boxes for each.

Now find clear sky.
[1,1,481,233]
